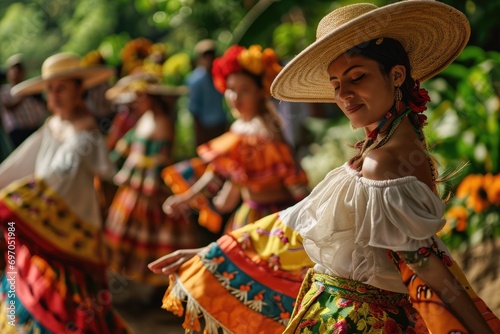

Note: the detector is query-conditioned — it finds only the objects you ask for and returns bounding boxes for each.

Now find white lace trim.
[229,117,273,138]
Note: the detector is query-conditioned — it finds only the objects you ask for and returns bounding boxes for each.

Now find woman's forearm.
[182,170,216,200]
[409,252,493,334]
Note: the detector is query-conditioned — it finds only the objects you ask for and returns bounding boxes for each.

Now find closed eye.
[352,74,365,83]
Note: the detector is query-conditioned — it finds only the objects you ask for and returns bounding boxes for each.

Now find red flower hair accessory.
[212,45,282,97]
[408,80,431,126]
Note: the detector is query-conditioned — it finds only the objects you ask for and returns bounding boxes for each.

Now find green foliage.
[425,46,500,176]
[0,3,59,73]
[172,96,196,161]
[162,52,191,86]
[420,45,500,250]
[98,33,131,67]
[61,1,116,55]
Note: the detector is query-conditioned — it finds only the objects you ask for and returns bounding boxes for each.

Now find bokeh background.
[1,0,500,331]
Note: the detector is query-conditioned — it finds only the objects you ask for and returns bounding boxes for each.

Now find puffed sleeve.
[0,128,43,188]
[357,177,446,251]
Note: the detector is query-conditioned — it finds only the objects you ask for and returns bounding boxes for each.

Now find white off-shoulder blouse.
[0,116,116,227]
[280,162,449,293]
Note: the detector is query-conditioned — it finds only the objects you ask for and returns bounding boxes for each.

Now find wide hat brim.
[11,66,115,97]
[271,0,471,103]
[105,72,188,103]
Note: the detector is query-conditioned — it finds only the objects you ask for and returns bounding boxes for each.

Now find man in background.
[1,54,47,147]
[186,39,228,146]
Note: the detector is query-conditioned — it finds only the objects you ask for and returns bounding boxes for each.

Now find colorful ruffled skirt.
[0,177,132,334]
[105,185,203,286]
[162,213,314,333]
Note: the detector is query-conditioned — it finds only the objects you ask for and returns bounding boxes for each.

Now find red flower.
[442,254,453,267]
[298,319,318,328]
[333,319,348,334]
[408,80,430,113]
[417,247,431,257]
[212,45,244,94]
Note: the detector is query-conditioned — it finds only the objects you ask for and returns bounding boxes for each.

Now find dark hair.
[347,38,438,187]
[237,69,263,90]
[347,38,414,106]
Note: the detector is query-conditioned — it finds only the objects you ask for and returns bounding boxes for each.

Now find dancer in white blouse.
[0,52,132,333]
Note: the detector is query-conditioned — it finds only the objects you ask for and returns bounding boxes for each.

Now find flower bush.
[440,173,500,251]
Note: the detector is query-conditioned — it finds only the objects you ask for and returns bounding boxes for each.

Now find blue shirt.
[186,67,227,127]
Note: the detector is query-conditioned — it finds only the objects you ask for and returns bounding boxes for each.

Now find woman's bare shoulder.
[362,149,403,180]
[363,144,434,188]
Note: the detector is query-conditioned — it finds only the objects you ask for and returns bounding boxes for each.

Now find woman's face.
[224,72,265,121]
[134,92,153,113]
[328,53,400,131]
[46,78,84,115]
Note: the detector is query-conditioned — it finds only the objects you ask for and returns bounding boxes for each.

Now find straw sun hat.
[105,72,188,104]
[11,52,115,97]
[271,0,471,103]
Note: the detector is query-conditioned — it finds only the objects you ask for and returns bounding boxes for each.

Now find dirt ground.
[111,280,186,334]
[452,238,500,315]
[115,302,185,334]
[114,239,500,334]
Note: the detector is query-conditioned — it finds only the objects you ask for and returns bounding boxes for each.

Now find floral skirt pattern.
[284,269,428,334]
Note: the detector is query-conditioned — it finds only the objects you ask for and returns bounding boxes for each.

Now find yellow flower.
[238,45,264,75]
[444,206,468,232]
[81,50,104,67]
[121,37,153,74]
[487,174,500,205]
[457,174,490,213]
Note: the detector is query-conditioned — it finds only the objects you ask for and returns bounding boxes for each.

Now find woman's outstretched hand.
[148,247,205,276]
[162,194,190,219]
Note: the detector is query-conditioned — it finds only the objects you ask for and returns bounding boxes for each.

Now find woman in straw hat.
[150,1,500,333]
[103,71,204,289]
[0,52,132,333]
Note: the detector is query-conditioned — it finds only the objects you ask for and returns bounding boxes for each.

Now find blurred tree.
[2,0,499,76]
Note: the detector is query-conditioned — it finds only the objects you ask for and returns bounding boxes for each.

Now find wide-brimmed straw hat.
[5,53,24,69]
[194,39,216,56]
[11,52,115,97]
[105,72,188,104]
[271,0,470,103]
